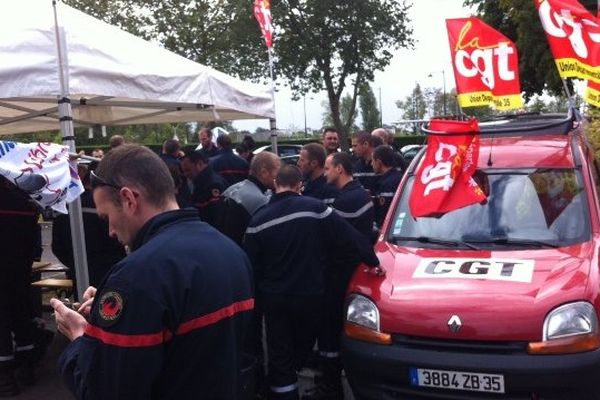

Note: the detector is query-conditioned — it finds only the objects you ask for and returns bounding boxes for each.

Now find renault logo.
[448,315,462,334]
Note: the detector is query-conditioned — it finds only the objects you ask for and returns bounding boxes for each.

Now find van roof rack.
[421,108,578,137]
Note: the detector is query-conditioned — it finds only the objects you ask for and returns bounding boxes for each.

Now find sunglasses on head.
[90,170,123,191]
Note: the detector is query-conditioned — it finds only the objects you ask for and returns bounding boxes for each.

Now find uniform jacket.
[352,157,379,195]
[244,192,379,297]
[181,166,226,227]
[59,209,254,400]
[216,176,270,246]
[210,149,250,188]
[301,174,339,205]
[0,183,38,261]
[332,180,375,240]
[374,168,402,228]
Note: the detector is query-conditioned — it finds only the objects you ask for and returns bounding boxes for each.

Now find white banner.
[0,141,84,213]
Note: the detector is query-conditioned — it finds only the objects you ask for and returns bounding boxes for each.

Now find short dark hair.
[373,145,396,167]
[370,135,384,148]
[95,144,175,207]
[183,150,208,164]
[109,135,125,149]
[242,135,256,151]
[322,127,338,136]
[302,143,327,168]
[275,164,302,188]
[355,131,371,145]
[163,139,180,156]
[216,134,232,150]
[330,152,353,176]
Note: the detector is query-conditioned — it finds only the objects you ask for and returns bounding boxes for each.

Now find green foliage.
[64,0,413,153]
[585,108,600,160]
[396,83,427,121]
[359,85,381,132]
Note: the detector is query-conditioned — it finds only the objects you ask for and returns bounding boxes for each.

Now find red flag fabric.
[446,17,523,110]
[536,0,600,83]
[584,5,600,106]
[254,0,273,49]
[409,119,487,218]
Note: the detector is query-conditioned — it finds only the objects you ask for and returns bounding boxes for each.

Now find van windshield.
[389,169,591,249]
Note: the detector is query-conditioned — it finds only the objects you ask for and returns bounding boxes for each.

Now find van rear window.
[389,169,591,249]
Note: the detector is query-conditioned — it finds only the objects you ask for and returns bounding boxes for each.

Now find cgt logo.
[413,258,535,283]
[454,21,516,90]
[538,0,600,60]
[421,143,457,196]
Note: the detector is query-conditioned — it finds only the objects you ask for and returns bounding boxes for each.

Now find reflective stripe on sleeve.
[333,201,373,219]
[246,208,333,234]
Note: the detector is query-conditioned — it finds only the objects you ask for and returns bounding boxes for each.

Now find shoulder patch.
[212,188,221,197]
[97,290,125,328]
[379,196,387,206]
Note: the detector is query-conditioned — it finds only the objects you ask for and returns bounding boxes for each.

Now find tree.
[463,0,597,99]
[359,85,381,132]
[395,84,427,133]
[65,0,414,151]
[322,94,359,133]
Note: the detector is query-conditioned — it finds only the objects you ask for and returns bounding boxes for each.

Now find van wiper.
[392,236,479,250]
[464,237,559,248]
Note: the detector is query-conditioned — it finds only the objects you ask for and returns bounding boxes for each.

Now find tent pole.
[53,0,89,299]
[268,48,278,155]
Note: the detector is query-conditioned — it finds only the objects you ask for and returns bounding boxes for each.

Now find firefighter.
[0,177,39,396]
[297,143,339,205]
[210,134,250,188]
[51,145,254,400]
[180,150,226,227]
[244,165,380,400]
[372,145,403,228]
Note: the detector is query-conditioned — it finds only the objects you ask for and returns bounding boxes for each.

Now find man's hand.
[50,298,88,341]
[76,286,97,316]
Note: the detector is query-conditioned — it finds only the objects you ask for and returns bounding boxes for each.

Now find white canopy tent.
[0,0,275,297]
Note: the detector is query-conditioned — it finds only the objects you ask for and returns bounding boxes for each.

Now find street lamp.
[303,94,307,135]
[428,70,447,115]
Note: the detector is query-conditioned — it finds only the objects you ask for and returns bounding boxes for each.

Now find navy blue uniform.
[301,175,339,206]
[181,166,226,227]
[199,143,219,159]
[0,183,38,371]
[244,192,378,399]
[374,168,402,228]
[210,149,250,188]
[331,180,375,240]
[59,209,254,400]
[216,176,270,246]
[352,158,378,195]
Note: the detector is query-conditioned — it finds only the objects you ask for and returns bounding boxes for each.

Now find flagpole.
[561,78,577,112]
[268,47,278,155]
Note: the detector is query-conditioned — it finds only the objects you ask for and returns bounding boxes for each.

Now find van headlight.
[528,301,600,354]
[344,294,391,345]
[346,294,380,330]
[544,302,597,340]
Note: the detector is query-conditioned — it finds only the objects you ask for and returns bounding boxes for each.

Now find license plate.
[409,367,505,394]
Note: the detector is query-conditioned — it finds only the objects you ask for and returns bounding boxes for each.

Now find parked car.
[400,144,425,166]
[342,111,600,399]
[254,144,303,158]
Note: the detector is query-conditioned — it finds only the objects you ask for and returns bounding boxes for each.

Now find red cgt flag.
[409,119,487,218]
[536,0,600,83]
[254,0,273,49]
[446,17,524,111]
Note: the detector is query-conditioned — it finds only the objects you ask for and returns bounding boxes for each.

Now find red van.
[342,112,600,399]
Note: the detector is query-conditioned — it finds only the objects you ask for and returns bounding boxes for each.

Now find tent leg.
[58,97,89,299]
[270,118,278,155]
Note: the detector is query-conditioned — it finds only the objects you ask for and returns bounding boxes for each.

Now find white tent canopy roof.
[0,0,274,135]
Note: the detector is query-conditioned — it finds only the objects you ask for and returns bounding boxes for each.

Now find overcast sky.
[233,0,473,133]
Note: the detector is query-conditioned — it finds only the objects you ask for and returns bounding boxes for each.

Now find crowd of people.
[0,125,407,400]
